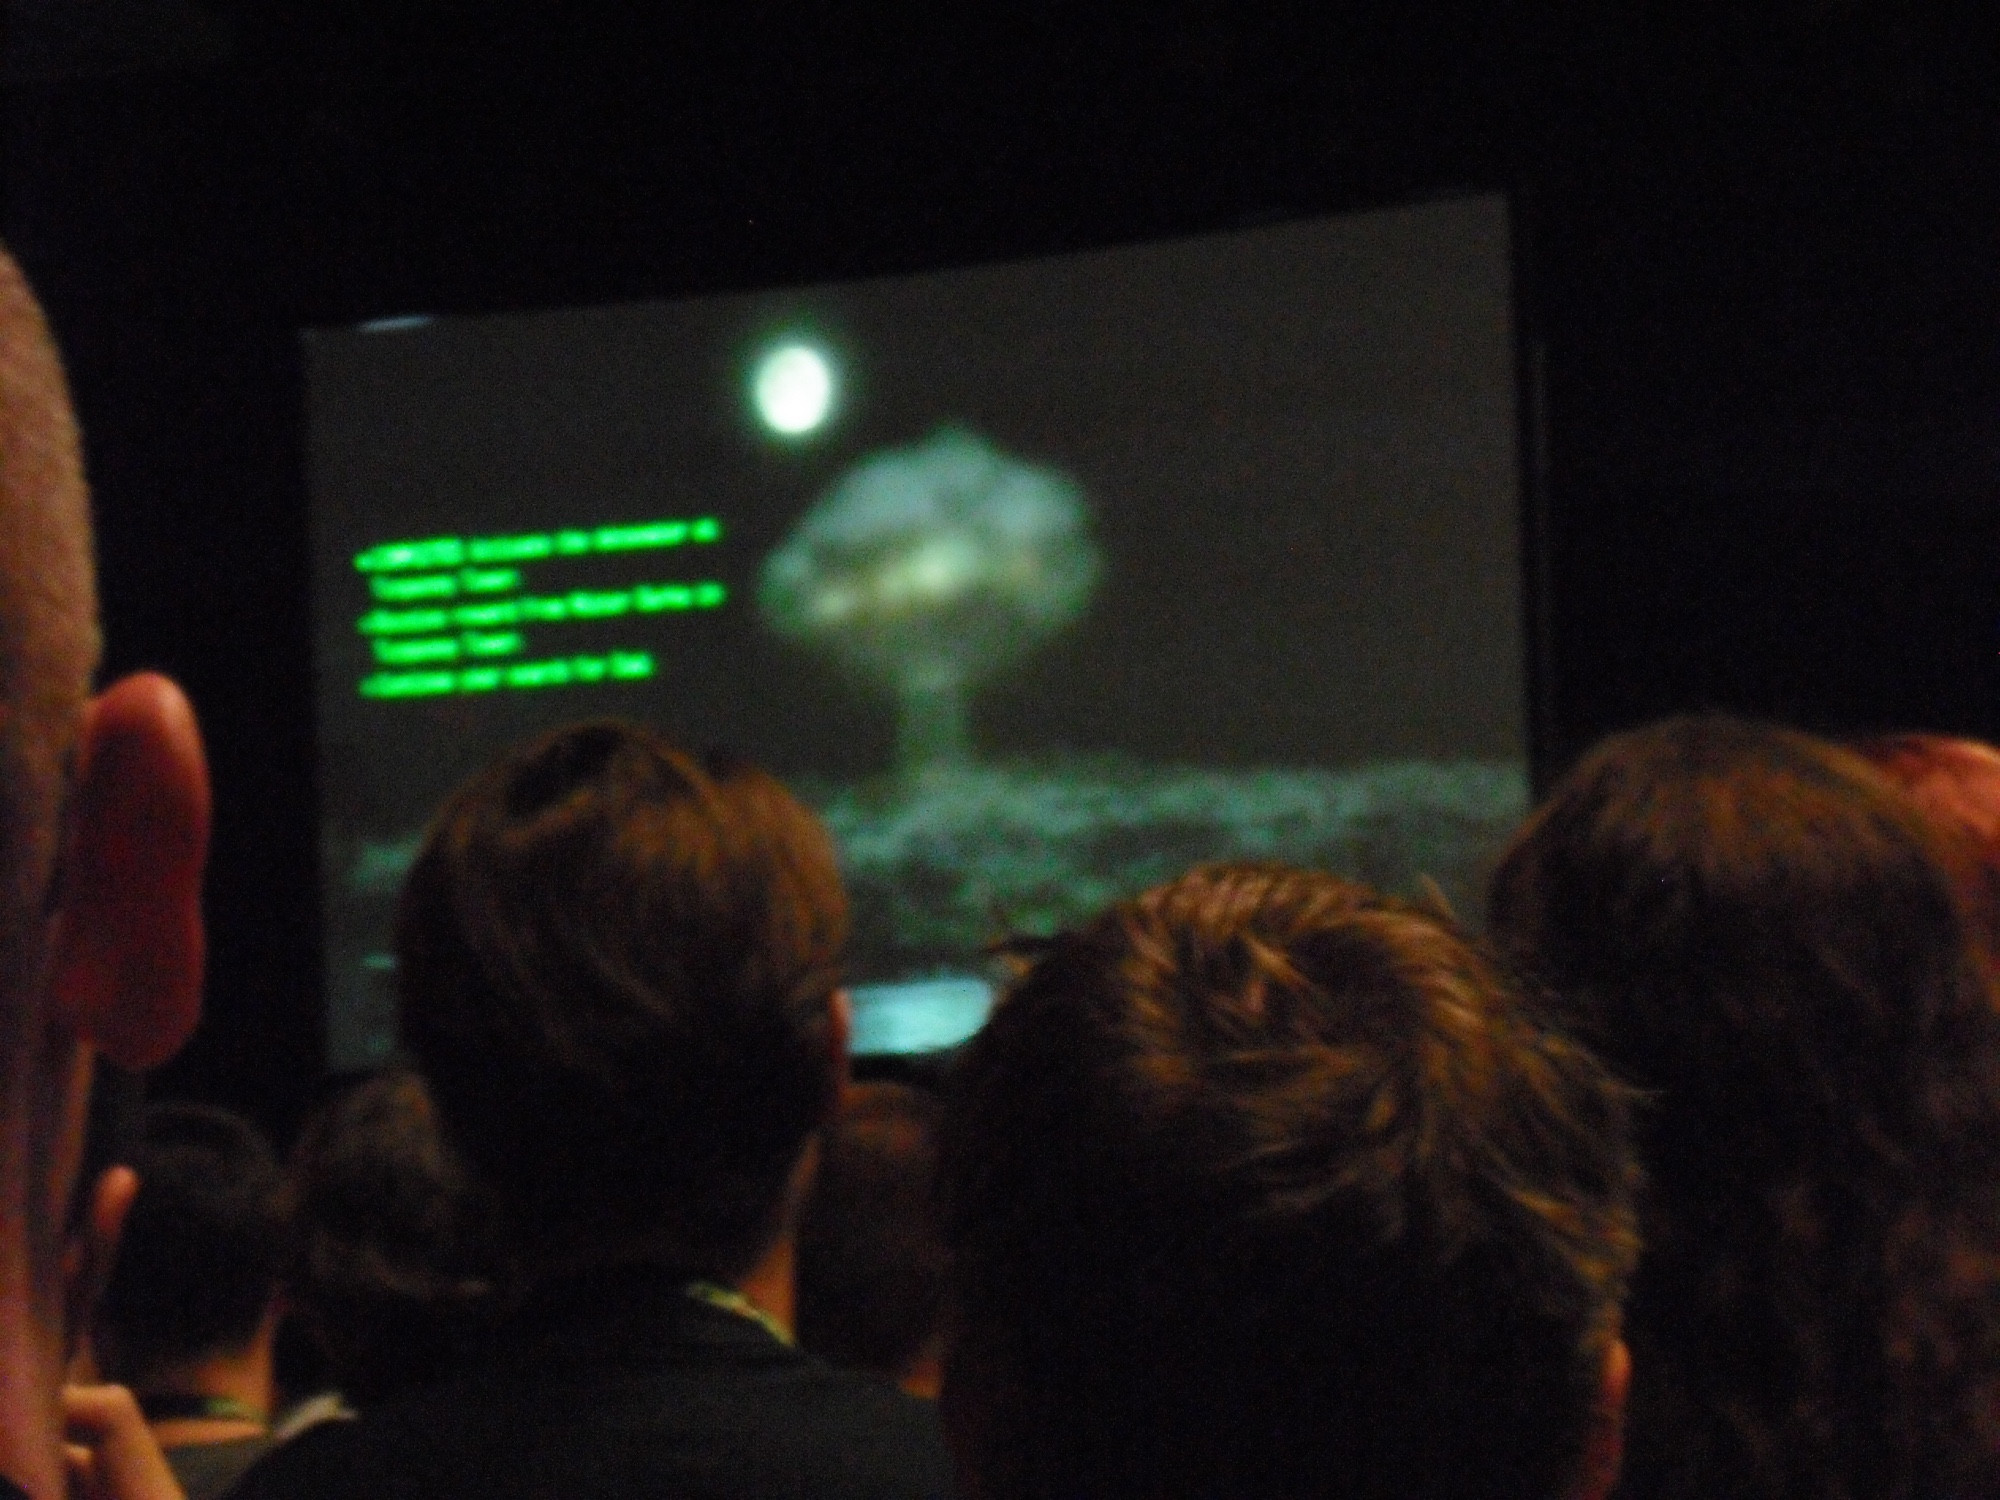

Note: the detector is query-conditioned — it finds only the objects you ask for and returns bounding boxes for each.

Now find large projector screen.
[308,192,1532,1068]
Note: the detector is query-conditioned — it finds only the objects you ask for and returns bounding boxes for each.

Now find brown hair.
[1853,733,2000,959]
[286,1070,510,1406]
[1488,714,2000,1500]
[395,722,848,1279]
[940,862,1639,1500]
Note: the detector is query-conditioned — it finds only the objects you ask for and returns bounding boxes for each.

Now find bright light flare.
[752,343,836,436]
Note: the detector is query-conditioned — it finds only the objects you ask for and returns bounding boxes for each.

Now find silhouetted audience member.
[796,1081,947,1397]
[939,862,1640,1500]
[1488,714,2000,1500]
[284,1069,510,1413]
[92,1104,286,1500]
[1854,732,2000,954]
[228,725,950,1500]
[0,245,211,1500]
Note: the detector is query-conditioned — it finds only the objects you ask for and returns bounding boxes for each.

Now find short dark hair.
[0,245,98,1057]
[396,722,848,1278]
[1488,714,2000,1500]
[796,1081,946,1380]
[287,1069,510,1407]
[940,862,1639,1500]
[95,1103,286,1384]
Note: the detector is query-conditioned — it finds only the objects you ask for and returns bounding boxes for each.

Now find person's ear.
[1566,1336,1630,1500]
[49,673,210,1070]
[61,1165,139,1366]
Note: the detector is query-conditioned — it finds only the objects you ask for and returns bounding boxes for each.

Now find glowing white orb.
[753,344,835,435]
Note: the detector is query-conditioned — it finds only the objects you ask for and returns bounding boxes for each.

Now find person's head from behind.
[395,723,849,1283]
[93,1104,286,1400]
[0,246,209,1496]
[1852,732,2000,956]
[940,863,1639,1500]
[1488,713,2000,1500]
[796,1081,947,1397]
[286,1068,510,1407]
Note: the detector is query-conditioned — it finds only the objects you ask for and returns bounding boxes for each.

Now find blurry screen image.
[308,193,1530,1066]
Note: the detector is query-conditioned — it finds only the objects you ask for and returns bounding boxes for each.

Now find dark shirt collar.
[484,1261,795,1372]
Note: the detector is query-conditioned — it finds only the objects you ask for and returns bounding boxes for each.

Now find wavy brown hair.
[941,863,1640,1500]
[1853,734,2000,964]
[1489,715,2000,1500]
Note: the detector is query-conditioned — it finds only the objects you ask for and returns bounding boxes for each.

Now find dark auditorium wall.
[3,4,1996,1132]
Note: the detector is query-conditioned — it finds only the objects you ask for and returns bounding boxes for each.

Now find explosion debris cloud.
[760,428,1100,774]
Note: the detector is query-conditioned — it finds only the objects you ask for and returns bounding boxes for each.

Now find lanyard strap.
[684,1279,793,1347]
[135,1393,265,1425]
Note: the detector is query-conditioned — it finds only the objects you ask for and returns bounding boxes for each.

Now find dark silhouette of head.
[93,1104,286,1391]
[395,723,849,1282]
[940,862,1639,1500]
[1488,714,2000,1500]
[286,1069,510,1407]
[796,1081,946,1393]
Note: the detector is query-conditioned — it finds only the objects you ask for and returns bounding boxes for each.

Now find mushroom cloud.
[760,427,1100,775]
